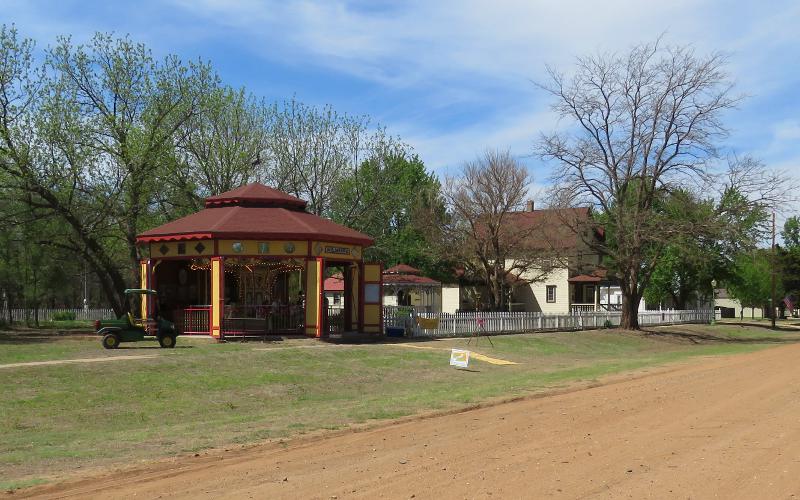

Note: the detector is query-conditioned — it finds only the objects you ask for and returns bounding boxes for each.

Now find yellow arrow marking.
[391,343,517,365]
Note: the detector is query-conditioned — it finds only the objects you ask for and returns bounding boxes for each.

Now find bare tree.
[440,150,558,311]
[165,86,270,215]
[538,40,765,329]
[267,99,372,216]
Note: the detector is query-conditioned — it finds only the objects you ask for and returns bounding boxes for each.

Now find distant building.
[442,203,645,314]
[382,264,442,312]
[323,273,345,310]
[714,288,764,319]
[325,264,443,312]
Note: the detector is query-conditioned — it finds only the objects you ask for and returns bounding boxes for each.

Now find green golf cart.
[95,289,178,349]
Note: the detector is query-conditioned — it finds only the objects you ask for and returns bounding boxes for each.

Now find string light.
[188,257,306,305]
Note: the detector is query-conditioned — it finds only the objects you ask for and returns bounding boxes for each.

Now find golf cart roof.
[124,288,158,295]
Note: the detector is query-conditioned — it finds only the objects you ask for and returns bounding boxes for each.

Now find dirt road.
[20,343,800,499]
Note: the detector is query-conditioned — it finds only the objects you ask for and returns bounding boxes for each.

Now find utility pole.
[771,211,777,330]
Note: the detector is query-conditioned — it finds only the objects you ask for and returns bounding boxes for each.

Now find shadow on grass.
[0,332,82,345]
[0,332,194,349]
[116,345,195,350]
[643,327,800,344]
[716,321,800,332]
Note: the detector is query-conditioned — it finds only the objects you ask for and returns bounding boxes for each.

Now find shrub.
[52,311,77,321]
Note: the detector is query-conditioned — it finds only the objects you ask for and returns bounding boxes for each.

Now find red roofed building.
[448,202,645,314]
[135,183,383,340]
[323,273,345,310]
[139,183,373,246]
[382,264,442,312]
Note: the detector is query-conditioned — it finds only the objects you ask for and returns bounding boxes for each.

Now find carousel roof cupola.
[138,183,373,246]
[203,184,308,210]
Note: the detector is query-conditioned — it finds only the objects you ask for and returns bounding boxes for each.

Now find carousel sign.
[324,245,351,255]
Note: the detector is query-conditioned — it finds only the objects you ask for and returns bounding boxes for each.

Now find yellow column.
[350,264,360,331]
[139,260,150,320]
[305,258,324,337]
[362,263,382,334]
[210,257,224,340]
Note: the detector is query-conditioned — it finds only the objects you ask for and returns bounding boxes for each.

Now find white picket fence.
[3,308,116,322]
[384,309,714,338]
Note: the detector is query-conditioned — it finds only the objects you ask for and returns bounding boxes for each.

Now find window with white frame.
[546,285,557,303]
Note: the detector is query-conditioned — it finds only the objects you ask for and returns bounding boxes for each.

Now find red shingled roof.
[205,184,307,209]
[568,268,609,283]
[137,183,374,246]
[568,274,602,283]
[384,264,422,275]
[381,263,439,286]
[383,273,440,286]
[324,274,344,292]
[503,207,595,251]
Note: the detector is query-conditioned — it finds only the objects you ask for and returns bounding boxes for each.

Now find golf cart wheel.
[102,333,120,349]
[158,335,176,348]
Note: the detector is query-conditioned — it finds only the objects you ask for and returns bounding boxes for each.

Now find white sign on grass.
[450,349,470,368]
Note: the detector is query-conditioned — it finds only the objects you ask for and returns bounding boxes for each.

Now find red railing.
[222,304,304,337]
[181,307,211,335]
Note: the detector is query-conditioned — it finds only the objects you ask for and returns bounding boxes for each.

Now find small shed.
[382,264,442,312]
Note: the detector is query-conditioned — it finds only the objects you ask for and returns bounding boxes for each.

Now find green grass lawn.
[1,323,798,489]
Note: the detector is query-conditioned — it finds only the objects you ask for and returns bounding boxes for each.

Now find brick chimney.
[526,200,535,212]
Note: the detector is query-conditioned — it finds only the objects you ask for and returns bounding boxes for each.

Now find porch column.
[304,257,324,338]
[594,284,600,312]
[210,256,225,340]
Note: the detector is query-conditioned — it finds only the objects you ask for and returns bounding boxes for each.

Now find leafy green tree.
[782,216,800,247]
[0,24,423,315]
[0,26,214,314]
[47,32,214,279]
[330,152,450,279]
[779,216,800,312]
[644,188,768,309]
[727,250,780,319]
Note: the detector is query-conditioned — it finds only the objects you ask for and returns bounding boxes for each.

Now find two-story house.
[442,201,645,314]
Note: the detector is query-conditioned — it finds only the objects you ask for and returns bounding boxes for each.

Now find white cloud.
[6,0,800,207]
[772,120,800,143]
[397,108,558,175]
[173,0,719,88]
[168,1,800,179]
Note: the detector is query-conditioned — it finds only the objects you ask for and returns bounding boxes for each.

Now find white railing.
[3,308,116,322]
[384,309,714,338]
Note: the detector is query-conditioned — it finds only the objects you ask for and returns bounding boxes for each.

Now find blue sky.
[4,0,800,204]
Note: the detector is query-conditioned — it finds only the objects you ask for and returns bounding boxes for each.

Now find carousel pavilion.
[135,183,382,339]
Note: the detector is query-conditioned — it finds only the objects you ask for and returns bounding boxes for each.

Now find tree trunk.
[620,292,640,330]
